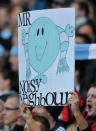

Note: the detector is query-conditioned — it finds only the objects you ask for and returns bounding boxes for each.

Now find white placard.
[18,8,75,106]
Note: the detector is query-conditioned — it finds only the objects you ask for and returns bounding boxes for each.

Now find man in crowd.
[32,106,65,131]
[3,94,24,131]
[0,70,16,101]
[20,101,50,131]
[20,101,65,131]
[62,82,96,131]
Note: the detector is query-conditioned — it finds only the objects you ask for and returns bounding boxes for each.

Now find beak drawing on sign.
[22,17,74,87]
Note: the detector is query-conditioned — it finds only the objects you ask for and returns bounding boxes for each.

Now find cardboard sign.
[18,8,75,106]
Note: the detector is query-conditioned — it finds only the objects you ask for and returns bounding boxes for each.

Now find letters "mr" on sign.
[18,12,31,27]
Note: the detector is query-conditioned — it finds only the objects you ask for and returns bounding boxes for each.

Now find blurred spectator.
[20,101,50,131]
[10,0,23,7]
[76,20,96,43]
[23,0,48,11]
[0,45,6,70]
[0,100,4,130]
[10,5,24,31]
[0,45,5,56]
[0,4,12,50]
[24,116,50,131]
[3,94,24,131]
[32,106,65,131]
[0,70,16,101]
[76,33,92,44]
[32,116,50,131]
[76,16,88,30]
[0,70,11,95]
[88,1,96,22]
[0,48,10,73]
[11,27,18,46]
[51,0,73,8]
[0,4,10,30]
[9,45,18,72]
[23,0,37,10]
[8,45,19,92]
[70,2,89,19]
[10,71,19,93]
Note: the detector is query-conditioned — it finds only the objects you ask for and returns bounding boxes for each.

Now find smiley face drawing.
[22,17,74,84]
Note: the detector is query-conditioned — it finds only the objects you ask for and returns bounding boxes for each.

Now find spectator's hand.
[68,92,80,114]
[20,101,32,121]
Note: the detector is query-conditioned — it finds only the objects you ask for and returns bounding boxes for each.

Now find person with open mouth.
[62,82,96,131]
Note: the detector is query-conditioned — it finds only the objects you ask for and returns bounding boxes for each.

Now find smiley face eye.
[37,29,39,36]
[42,28,44,35]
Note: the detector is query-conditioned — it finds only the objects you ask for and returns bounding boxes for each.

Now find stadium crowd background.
[0,0,96,131]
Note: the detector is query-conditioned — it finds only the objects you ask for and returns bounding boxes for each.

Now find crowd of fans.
[0,0,96,131]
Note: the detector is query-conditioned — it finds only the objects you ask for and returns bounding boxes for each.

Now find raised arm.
[20,101,41,131]
[68,92,88,131]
